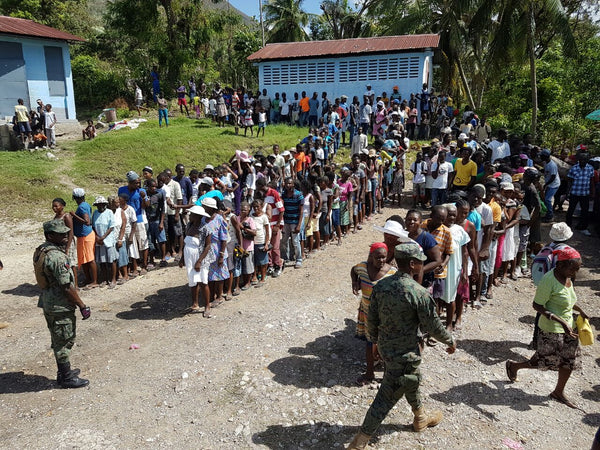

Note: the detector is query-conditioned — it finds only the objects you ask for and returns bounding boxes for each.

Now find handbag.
[576,315,594,346]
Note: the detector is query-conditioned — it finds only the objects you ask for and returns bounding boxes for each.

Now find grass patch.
[1,117,308,219]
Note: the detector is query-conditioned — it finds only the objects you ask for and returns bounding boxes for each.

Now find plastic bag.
[576,315,594,346]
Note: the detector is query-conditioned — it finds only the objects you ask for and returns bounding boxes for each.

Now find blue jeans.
[270,109,280,124]
[370,178,378,210]
[280,223,302,263]
[300,111,308,127]
[544,185,559,219]
[431,188,447,207]
[348,124,356,144]
[159,109,168,126]
[308,115,318,127]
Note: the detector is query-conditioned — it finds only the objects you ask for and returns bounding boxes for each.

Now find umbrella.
[585,109,600,121]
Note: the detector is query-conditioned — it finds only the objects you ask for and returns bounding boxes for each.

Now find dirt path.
[1,208,599,449]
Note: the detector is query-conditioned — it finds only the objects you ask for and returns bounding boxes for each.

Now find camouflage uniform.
[37,242,77,364]
[359,271,454,435]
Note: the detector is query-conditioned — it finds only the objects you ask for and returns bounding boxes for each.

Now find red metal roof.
[248,34,439,62]
[0,15,85,42]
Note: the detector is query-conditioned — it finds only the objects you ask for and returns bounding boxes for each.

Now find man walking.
[566,153,595,236]
[35,220,91,388]
[347,243,456,449]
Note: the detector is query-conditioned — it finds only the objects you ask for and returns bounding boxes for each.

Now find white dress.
[443,224,470,303]
[183,225,214,286]
[502,202,518,262]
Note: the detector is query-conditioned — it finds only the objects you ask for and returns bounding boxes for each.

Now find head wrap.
[553,247,581,261]
[370,242,388,253]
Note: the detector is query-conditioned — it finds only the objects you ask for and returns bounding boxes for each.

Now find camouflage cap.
[43,219,70,234]
[394,243,427,262]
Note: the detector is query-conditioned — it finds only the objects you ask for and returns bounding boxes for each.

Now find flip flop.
[506,361,518,382]
[356,375,375,386]
[83,284,99,291]
[186,307,202,314]
[211,299,224,308]
[472,300,483,309]
[203,310,212,318]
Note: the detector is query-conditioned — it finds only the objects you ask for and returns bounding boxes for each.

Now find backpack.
[531,243,567,286]
[33,245,55,289]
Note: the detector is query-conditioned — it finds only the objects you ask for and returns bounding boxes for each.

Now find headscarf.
[553,247,581,261]
[370,242,388,253]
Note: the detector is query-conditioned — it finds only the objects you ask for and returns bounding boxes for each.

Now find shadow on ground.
[252,422,404,450]
[459,339,531,366]
[267,318,364,389]
[2,283,40,298]
[0,372,55,394]
[431,380,550,421]
[115,285,189,321]
[518,315,536,325]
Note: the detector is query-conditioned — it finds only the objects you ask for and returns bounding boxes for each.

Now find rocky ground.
[1,207,599,450]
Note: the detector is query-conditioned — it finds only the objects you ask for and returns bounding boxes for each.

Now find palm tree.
[263,0,310,43]
[319,0,375,39]
[472,0,577,137]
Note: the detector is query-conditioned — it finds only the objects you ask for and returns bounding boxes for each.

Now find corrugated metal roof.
[0,15,85,42]
[248,34,439,62]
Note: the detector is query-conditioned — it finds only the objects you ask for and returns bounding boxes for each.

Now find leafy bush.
[72,55,129,111]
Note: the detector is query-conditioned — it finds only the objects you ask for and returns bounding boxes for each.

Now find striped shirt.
[568,163,594,196]
[264,187,285,226]
[422,220,453,279]
[282,189,304,225]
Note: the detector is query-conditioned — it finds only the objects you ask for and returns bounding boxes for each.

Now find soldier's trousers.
[360,361,422,435]
[44,311,76,364]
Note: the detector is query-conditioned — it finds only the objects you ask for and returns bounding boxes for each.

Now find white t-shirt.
[258,112,267,123]
[302,193,313,218]
[431,161,454,189]
[476,202,494,249]
[252,213,269,245]
[135,87,143,100]
[279,99,291,116]
[410,161,427,184]
[488,140,510,162]
[114,206,137,239]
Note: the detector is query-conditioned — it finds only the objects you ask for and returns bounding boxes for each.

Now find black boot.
[56,367,81,384]
[57,362,89,389]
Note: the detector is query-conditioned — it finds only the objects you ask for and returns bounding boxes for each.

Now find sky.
[228,0,325,19]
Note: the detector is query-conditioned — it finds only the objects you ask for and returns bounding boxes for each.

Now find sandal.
[83,284,100,291]
[232,289,241,296]
[117,278,128,285]
[186,307,202,314]
[211,299,224,307]
[203,310,212,318]
[472,300,483,309]
[506,361,518,382]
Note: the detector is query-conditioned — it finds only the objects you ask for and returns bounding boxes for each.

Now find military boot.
[57,362,89,389]
[56,367,81,384]
[412,406,443,432]
[347,431,371,449]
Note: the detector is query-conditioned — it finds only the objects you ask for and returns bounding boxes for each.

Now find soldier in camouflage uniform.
[348,243,456,449]
[36,220,91,388]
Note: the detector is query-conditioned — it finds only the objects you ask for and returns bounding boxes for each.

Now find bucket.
[103,108,117,123]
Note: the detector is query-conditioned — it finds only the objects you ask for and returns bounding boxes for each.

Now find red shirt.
[264,187,284,226]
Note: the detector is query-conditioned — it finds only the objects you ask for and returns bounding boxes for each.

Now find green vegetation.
[1,119,307,219]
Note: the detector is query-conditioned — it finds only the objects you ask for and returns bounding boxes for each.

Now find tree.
[319,0,375,39]
[263,0,310,43]
[472,0,577,138]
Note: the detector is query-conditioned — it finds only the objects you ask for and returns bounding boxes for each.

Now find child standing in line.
[238,202,256,289]
[251,198,270,287]
[257,106,267,137]
[328,172,343,246]
[243,107,254,137]
[44,104,57,148]
[91,196,117,288]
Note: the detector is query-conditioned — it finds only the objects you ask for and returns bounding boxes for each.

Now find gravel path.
[1,209,599,449]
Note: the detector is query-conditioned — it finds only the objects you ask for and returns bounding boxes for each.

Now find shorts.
[178,98,187,106]
[254,244,269,266]
[134,222,149,251]
[413,182,426,197]
[76,231,96,266]
[311,216,319,233]
[18,121,31,133]
[258,122,266,128]
[242,251,255,275]
[116,242,129,268]
[431,278,446,300]
[167,215,182,239]
[135,98,143,107]
[319,212,331,236]
[148,221,167,244]
[480,239,498,276]
[331,209,340,227]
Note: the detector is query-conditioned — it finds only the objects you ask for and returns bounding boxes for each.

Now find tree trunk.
[456,57,476,110]
[528,6,538,139]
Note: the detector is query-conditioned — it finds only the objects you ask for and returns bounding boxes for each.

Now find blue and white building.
[248,34,439,102]
[0,16,83,123]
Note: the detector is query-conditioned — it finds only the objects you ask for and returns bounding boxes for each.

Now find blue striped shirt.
[282,189,304,224]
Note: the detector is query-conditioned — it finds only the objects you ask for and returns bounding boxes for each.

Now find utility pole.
[259,0,265,47]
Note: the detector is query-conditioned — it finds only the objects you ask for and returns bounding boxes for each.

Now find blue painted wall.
[0,35,77,122]
[255,50,434,106]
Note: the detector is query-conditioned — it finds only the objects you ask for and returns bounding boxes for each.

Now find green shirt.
[368,272,453,367]
[37,242,75,313]
[534,269,577,333]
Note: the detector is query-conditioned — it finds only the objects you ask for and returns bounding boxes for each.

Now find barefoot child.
[179,205,213,317]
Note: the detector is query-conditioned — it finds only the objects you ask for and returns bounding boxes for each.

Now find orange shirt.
[299,97,310,112]
[294,152,305,173]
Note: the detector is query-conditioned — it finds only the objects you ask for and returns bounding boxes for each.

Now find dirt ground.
[1,206,599,450]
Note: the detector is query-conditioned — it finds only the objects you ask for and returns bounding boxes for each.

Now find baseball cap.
[43,219,70,234]
[540,149,551,158]
[126,170,139,182]
[72,188,85,198]
[394,243,427,262]
[142,166,153,174]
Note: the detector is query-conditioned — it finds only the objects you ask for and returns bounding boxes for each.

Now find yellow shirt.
[453,159,477,186]
[15,104,29,122]
[489,199,502,223]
